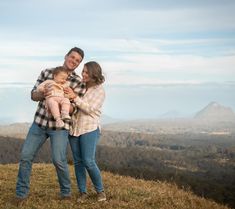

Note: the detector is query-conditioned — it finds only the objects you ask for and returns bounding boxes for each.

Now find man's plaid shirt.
[31,68,86,130]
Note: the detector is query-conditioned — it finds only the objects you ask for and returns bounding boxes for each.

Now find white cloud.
[0,41,65,57]
[1,0,234,86]
[1,1,235,40]
[0,37,234,84]
[101,53,235,85]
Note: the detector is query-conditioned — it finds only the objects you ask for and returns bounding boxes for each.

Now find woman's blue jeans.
[69,128,104,193]
[16,122,71,198]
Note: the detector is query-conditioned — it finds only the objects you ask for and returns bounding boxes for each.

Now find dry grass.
[0,164,231,209]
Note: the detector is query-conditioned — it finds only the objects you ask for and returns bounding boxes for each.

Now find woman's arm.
[73,86,105,115]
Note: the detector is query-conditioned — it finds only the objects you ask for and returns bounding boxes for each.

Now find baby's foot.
[56,119,65,128]
[61,114,71,121]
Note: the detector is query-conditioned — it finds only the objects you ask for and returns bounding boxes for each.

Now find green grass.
[0,164,232,209]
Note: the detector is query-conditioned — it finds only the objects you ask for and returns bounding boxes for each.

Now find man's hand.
[44,83,53,97]
[31,91,45,101]
[31,83,54,101]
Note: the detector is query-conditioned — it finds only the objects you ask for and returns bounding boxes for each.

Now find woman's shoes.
[97,191,107,202]
[77,193,88,203]
[76,191,107,203]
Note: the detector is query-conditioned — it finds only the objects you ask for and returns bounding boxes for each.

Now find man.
[15,47,85,204]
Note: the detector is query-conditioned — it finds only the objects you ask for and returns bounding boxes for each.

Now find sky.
[0,0,235,122]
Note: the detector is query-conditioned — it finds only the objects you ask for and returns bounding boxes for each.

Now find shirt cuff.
[74,96,82,106]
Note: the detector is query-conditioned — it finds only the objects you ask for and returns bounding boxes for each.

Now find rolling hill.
[0,164,231,209]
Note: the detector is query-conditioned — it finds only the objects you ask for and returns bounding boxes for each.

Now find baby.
[36,66,71,128]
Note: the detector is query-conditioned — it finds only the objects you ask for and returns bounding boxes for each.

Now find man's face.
[64,51,83,72]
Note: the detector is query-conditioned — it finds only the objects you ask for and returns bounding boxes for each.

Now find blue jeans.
[16,122,71,198]
[69,128,104,193]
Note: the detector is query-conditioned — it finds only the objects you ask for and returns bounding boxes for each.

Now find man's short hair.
[66,47,84,60]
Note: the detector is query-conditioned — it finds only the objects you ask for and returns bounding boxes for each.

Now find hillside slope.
[0,164,231,209]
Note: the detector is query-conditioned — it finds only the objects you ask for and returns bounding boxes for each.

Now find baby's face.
[54,71,68,84]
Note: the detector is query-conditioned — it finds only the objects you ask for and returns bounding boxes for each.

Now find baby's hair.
[53,66,68,77]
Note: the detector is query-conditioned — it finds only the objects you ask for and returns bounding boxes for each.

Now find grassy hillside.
[0,164,231,209]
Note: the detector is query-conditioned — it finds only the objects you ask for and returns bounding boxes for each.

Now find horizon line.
[0,81,235,87]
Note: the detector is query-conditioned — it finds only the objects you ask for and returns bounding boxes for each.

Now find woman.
[68,61,106,202]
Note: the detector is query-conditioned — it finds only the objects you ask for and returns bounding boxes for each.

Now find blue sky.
[1,0,235,85]
[0,0,235,122]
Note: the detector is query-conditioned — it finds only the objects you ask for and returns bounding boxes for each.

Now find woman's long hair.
[84,61,105,85]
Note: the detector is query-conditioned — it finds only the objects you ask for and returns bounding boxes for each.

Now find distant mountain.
[0,122,30,139]
[1,103,235,137]
[158,110,187,119]
[0,115,119,139]
[194,102,235,122]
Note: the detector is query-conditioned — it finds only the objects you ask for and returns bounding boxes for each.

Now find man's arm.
[31,69,53,101]
[31,91,44,101]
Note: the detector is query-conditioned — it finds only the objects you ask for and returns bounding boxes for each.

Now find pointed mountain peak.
[194,102,235,122]
[206,101,222,108]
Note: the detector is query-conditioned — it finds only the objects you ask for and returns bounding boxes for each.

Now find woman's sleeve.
[73,87,105,115]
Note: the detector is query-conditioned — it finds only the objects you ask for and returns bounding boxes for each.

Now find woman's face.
[82,66,91,83]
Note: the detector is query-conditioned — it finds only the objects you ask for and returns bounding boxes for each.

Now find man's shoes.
[97,191,107,202]
[77,192,88,203]
[12,196,27,207]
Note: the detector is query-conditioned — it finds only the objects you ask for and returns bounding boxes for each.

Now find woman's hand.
[64,87,77,100]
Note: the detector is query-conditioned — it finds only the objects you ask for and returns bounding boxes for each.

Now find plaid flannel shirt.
[32,68,86,130]
[70,85,105,136]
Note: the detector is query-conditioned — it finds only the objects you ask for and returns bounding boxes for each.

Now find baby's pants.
[46,96,70,119]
